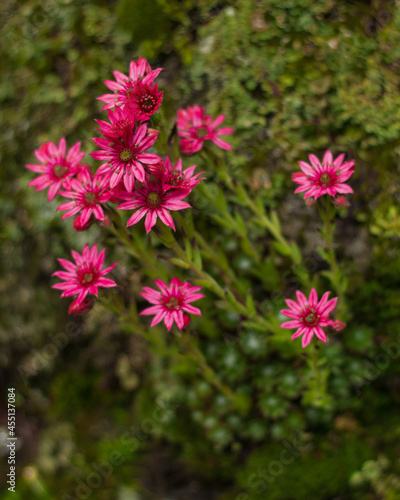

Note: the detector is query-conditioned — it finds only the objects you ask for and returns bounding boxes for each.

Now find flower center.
[119,149,134,162]
[304,313,317,325]
[147,192,161,207]
[84,192,97,205]
[301,305,322,327]
[319,173,332,188]
[112,119,132,134]
[81,272,94,285]
[170,173,183,186]
[53,164,68,178]
[166,296,180,310]
[140,95,156,110]
[77,264,99,286]
[196,127,208,139]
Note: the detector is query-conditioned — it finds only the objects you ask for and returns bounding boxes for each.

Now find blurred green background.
[1,0,400,499]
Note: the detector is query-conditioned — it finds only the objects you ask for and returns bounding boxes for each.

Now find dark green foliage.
[2,0,400,499]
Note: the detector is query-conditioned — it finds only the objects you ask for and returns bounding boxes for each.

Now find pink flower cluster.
[26,55,351,345]
[25,57,217,319]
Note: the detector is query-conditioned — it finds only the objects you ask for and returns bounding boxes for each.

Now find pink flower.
[95,107,137,141]
[125,79,163,121]
[118,178,191,233]
[292,150,355,200]
[91,123,161,191]
[97,57,163,119]
[52,244,118,305]
[140,278,204,330]
[280,288,338,348]
[162,156,205,191]
[26,139,85,201]
[177,105,234,155]
[57,170,111,225]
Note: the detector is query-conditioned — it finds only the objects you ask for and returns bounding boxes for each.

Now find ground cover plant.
[2,1,400,499]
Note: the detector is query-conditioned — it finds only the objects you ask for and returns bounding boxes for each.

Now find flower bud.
[333,320,347,331]
[333,195,350,207]
[183,314,191,329]
[305,197,316,207]
[73,214,93,232]
[68,296,94,316]
[97,215,112,228]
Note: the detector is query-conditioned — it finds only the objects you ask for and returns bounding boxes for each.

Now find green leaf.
[210,214,234,230]
[245,291,256,316]
[192,239,202,271]
[234,211,247,237]
[169,257,190,269]
[270,209,281,232]
[192,279,215,291]
[183,236,192,260]
[272,241,292,256]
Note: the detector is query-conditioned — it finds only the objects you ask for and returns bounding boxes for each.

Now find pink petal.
[333,153,345,168]
[291,325,307,340]
[314,326,327,343]
[323,150,333,164]
[141,305,165,316]
[295,290,308,309]
[301,328,314,348]
[320,297,338,315]
[144,210,158,233]
[181,304,202,316]
[285,298,301,312]
[279,309,300,320]
[280,320,303,329]
[126,208,148,227]
[298,161,314,176]
[308,288,318,306]
[164,313,174,331]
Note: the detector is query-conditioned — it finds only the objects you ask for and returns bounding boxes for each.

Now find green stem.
[106,206,168,281]
[154,224,276,333]
[201,149,308,285]
[175,330,236,403]
[174,211,253,302]
[319,197,348,316]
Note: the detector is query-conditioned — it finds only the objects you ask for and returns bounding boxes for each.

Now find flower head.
[292,150,355,200]
[95,107,137,141]
[280,288,338,348]
[140,278,204,330]
[97,57,163,120]
[177,105,234,155]
[58,169,111,225]
[52,244,118,306]
[162,156,205,191]
[91,123,161,191]
[26,139,85,200]
[125,79,163,121]
[118,178,191,233]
